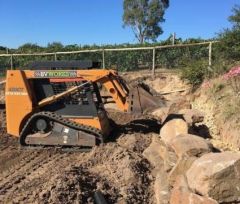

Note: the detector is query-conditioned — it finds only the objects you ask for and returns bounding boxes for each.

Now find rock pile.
[145,106,240,204]
[187,152,240,203]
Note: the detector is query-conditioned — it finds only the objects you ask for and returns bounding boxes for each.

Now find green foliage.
[229,4,240,28]
[216,28,240,61]
[18,43,43,53]
[123,0,169,43]
[215,4,240,62]
[180,60,207,87]
[47,42,64,52]
[0,46,7,52]
[0,37,210,72]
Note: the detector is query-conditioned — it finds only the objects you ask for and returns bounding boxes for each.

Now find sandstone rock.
[170,176,218,204]
[167,98,192,114]
[170,188,218,204]
[168,156,196,186]
[186,152,240,203]
[172,175,190,192]
[151,99,192,124]
[143,136,173,204]
[154,170,170,204]
[142,136,164,170]
[170,134,212,157]
[178,109,204,126]
[157,141,178,173]
[160,119,188,145]
[142,135,177,173]
[151,107,170,123]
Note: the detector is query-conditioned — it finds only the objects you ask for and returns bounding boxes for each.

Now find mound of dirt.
[36,144,153,204]
[117,133,153,154]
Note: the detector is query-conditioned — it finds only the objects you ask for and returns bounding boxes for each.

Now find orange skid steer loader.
[1,61,164,148]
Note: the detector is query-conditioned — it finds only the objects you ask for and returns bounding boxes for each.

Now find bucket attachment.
[128,83,165,114]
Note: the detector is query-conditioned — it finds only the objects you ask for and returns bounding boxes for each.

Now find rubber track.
[19,111,103,146]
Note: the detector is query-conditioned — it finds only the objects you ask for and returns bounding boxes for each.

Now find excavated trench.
[1,71,236,203]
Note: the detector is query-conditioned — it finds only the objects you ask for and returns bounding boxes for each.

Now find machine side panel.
[5,70,33,136]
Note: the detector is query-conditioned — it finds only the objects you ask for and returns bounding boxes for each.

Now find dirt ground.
[0,111,160,204]
[0,70,221,203]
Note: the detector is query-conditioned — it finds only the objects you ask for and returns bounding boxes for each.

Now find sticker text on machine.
[34,71,77,78]
[6,88,28,96]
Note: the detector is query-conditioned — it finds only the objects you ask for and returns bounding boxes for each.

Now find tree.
[123,0,169,44]
[18,43,43,53]
[217,4,240,61]
[47,42,64,52]
[228,4,240,28]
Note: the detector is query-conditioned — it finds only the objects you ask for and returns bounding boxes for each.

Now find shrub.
[0,38,210,72]
[180,60,207,87]
[223,65,240,95]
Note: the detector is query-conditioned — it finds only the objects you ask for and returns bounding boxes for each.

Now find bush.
[223,65,240,95]
[216,28,240,61]
[215,5,240,62]
[180,60,207,87]
[0,38,209,72]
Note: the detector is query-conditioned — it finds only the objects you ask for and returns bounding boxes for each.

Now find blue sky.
[0,0,239,48]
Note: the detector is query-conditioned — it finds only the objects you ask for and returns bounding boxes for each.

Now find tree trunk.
[139,34,145,44]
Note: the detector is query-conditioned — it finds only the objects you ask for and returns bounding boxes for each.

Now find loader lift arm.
[35,69,130,112]
[33,69,162,114]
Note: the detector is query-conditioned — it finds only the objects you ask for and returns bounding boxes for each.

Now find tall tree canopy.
[228,4,240,28]
[123,0,169,43]
[217,4,240,60]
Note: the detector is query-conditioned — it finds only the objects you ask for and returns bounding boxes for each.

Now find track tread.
[19,111,103,147]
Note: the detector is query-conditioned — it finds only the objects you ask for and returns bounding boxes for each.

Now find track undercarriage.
[20,112,104,148]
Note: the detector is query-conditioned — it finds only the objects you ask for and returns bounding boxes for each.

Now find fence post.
[10,55,13,70]
[102,49,105,69]
[208,42,212,71]
[172,33,176,45]
[152,48,156,78]
[54,53,57,61]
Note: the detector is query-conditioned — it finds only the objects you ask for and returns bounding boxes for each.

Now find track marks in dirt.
[0,151,48,198]
[0,149,70,203]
